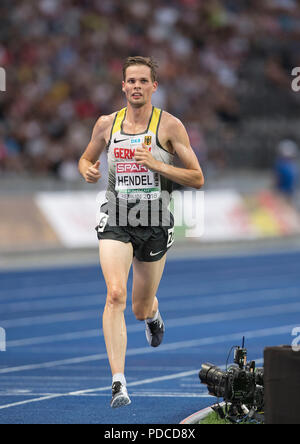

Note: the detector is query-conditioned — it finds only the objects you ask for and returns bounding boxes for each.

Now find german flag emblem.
[144,136,152,146]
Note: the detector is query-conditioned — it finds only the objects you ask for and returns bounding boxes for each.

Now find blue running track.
[0,250,299,424]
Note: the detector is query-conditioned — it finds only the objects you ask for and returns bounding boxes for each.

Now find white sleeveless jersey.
[106,107,174,204]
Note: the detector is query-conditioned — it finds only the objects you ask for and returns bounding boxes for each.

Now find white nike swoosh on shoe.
[150,250,164,256]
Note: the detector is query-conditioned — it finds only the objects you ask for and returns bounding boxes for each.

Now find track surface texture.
[0,250,299,424]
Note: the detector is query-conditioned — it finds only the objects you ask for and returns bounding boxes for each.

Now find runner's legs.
[131,254,167,321]
[100,239,133,375]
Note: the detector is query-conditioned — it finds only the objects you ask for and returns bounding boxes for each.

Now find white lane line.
[7,325,143,348]
[0,294,105,315]
[0,280,102,301]
[0,352,108,375]
[0,369,198,410]
[0,394,66,410]
[7,329,102,348]
[0,310,98,328]
[165,301,300,328]
[0,324,293,375]
[0,358,264,410]
[0,391,211,399]
[74,393,212,398]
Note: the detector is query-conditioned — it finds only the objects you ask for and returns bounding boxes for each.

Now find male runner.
[78,56,204,408]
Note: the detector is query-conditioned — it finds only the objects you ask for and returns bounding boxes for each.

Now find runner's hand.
[135,144,159,171]
[85,160,101,183]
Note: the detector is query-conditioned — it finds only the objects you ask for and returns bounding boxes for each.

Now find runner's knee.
[106,286,127,311]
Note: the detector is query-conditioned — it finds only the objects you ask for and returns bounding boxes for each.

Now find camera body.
[199,362,264,409]
[199,340,264,415]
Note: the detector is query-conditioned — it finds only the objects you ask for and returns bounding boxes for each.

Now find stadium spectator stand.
[0,0,299,182]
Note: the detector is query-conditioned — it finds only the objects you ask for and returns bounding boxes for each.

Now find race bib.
[115,162,161,201]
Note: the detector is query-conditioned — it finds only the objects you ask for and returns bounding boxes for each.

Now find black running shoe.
[145,311,165,347]
[110,382,131,409]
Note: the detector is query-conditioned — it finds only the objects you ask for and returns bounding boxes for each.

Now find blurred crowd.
[0,0,300,181]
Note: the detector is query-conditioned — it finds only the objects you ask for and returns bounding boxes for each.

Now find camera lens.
[199,363,220,384]
[199,363,228,398]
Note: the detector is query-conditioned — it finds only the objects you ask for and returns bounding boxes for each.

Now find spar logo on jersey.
[116,162,148,174]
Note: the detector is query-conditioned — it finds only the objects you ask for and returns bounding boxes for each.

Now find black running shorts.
[96,204,174,262]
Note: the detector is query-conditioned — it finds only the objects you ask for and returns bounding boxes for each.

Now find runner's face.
[122,65,158,108]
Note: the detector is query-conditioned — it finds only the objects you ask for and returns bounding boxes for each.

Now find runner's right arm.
[78,115,114,183]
